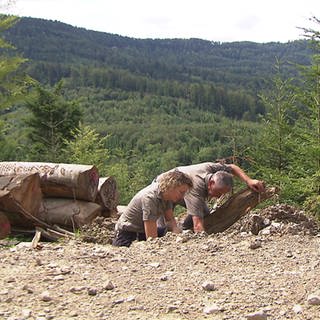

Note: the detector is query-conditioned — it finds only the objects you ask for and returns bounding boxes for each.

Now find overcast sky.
[2,0,320,43]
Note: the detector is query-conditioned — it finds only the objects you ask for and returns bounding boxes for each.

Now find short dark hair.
[211,171,233,189]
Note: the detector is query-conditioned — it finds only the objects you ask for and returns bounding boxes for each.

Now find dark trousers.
[182,214,194,230]
[112,227,167,247]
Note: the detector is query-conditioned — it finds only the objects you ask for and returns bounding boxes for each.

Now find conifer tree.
[249,59,297,201]
[0,9,35,160]
[62,123,109,173]
[293,16,320,217]
[0,14,33,108]
[25,81,82,162]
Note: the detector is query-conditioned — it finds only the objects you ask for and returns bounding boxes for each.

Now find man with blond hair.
[113,170,193,247]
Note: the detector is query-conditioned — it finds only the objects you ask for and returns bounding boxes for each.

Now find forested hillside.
[1,16,319,213]
[5,17,311,88]
[2,19,312,129]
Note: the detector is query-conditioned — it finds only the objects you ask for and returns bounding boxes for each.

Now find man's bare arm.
[228,164,265,192]
[144,220,158,239]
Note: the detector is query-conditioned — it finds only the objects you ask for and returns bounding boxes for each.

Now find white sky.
[2,0,320,43]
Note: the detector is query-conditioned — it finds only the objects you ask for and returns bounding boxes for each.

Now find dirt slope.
[0,205,319,320]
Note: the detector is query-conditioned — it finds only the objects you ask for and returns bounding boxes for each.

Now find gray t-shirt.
[116,182,173,233]
[166,162,232,218]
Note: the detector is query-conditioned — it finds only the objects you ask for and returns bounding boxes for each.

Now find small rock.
[113,298,125,305]
[167,305,178,312]
[0,290,9,295]
[203,304,221,314]
[69,310,78,317]
[176,236,188,243]
[21,309,32,318]
[40,291,52,302]
[15,242,32,249]
[246,310,268,319]
[307,293,320,305]
[286,250,293,258]
[70,286,86,294]
[129,305,145,311]
[160,274,168,281]
[249,239,262,249]
[125,295,136,302]
[292,304,303,313]
[201,281,215,291]
[35,258,43,266]
[104,281,115,290]
[22,285,34,294]
[149,262,160,268]
[160,271,174,281]
[87,288,98,296]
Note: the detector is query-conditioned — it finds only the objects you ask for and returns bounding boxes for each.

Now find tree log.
[0,173,43,225]
[0,162,99,201]
[1,210,36,228]
[204,187,278,234]
[39,198,102,230]
[0,211,11,239]
[95,177,119,216]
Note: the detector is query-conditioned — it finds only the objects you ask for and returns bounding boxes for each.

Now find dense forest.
[0,16,319,217]
[3,17,313,120]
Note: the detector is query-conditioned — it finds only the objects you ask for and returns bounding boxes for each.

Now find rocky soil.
[1,204,320,320]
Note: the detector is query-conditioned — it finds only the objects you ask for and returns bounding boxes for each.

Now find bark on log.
[39,198,102,230]
[0,162,99,201]
[204,187,278,234]
[0,211,11,239]
[95,177,119,216]
[0,173,43,226]
[1,210,35,228]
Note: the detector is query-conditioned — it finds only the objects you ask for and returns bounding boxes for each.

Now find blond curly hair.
[158,170,193,193]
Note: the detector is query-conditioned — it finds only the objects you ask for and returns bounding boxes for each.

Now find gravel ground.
[1,205,320,320]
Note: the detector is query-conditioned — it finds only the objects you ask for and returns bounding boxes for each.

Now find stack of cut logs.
[0,162,119,240]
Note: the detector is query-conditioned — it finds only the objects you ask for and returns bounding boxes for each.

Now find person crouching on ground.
[156,162,265,233]
[112,170,193,247]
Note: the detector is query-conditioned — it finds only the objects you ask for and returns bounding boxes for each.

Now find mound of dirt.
[78,216,117,245]
[78,204,319,245]
[234,204,319,236]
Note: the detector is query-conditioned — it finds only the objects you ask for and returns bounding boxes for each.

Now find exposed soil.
[1,204,320,320]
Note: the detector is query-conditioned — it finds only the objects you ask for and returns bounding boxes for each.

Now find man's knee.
[113,230,137,247]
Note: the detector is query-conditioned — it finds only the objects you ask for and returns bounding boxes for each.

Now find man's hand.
[171,224,182,234]
[247,179,265,193]
[164,209,181,234]
[192,215,205,233]
[228,164,265,193]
